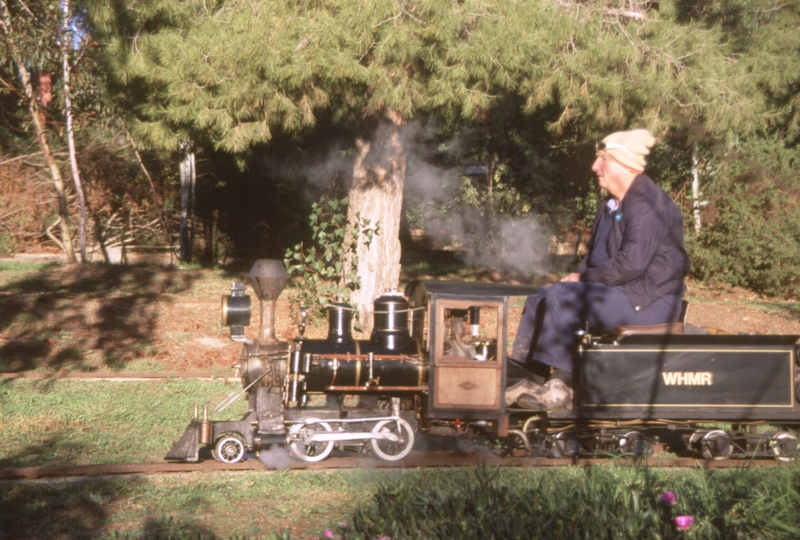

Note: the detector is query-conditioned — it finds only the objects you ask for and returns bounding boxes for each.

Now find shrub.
[284,196,378,325]
[687,134,800,298]
[330,465,800,540]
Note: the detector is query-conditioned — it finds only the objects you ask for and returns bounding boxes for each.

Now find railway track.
[0,371,234,381]
[0,451,786,481]
[1,371,793,480]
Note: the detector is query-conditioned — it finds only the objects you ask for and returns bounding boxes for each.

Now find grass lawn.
[4,466,800,539]
[1,469,383,539]
[0,378,246,467]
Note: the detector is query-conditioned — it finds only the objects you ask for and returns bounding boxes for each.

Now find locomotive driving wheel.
[289,420,335,462]
[214,436,246,464]
[370,419,415,461]
[501,429,531,457]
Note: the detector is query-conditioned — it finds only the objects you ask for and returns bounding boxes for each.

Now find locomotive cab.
[405,280,538,438]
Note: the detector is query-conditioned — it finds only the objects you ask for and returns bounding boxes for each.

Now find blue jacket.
[577,174,690,311]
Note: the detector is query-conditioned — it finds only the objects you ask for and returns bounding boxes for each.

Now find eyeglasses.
[596,141,636,157]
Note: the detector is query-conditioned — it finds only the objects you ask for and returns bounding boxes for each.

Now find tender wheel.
[370,419,415,461]
[549,431,580,458]
[289,420,334,462]
[214,436,245,464]
[770,431,798,462]
[701,430,731,461]
[620,431,649,457]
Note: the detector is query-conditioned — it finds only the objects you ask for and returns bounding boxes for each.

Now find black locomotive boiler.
[166,260,800,464]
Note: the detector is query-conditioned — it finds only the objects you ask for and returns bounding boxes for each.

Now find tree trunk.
[179,145,195,262]
[35,104,76,262]
[1,1,76,263]
[692,141,702,233]
[345,108,407,335]
[62,0,87,262]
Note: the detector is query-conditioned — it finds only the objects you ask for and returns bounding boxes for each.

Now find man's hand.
[560,272,581,283]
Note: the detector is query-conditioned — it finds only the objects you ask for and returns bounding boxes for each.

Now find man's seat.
[608,300,689,338]
[609,321,684,338]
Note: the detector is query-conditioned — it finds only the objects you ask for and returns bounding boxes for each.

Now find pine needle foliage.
[84,0,797,151]
[83,0,800,295]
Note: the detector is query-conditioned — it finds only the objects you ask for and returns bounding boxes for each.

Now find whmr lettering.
[662,372,714,386]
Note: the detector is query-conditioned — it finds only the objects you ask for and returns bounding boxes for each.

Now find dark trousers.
[510,282,682,372]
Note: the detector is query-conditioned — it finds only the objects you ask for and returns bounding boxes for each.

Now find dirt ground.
[1,261,799,375]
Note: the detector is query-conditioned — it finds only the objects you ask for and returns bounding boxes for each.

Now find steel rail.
[0,371,236,381]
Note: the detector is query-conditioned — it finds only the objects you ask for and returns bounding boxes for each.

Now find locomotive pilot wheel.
[370,419,415,461]
[289,420,335,462]
[214,436,246,464]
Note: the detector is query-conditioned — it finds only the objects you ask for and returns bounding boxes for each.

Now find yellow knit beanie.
[598,129,655,172]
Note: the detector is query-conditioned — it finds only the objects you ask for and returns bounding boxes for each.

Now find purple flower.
[658,491,677,507]
[674,515,694,531]
[324,529,334,539]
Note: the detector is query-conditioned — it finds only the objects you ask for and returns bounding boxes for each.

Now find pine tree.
[85,0,800,317]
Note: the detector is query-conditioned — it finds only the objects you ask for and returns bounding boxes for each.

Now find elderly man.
[508,129,690,410]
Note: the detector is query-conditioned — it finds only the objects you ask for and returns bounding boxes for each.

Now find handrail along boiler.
[166,260,800,464]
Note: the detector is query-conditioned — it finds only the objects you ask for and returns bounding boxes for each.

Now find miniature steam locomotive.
[166,260,800,464]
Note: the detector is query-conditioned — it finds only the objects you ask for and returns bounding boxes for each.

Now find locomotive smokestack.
[247,259,289,344]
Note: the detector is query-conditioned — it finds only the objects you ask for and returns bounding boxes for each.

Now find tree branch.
[0,151,43,166]
[604,9,647,21]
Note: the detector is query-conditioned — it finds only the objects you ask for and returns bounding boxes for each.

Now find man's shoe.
[516,379,573,411]
[505,377,542,406]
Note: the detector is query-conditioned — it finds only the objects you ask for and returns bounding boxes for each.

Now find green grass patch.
[0,260,52,273]
[1,469,383,540]
[335,465,800,540]
[750,301,800,320]
[682,293,800,322]
[0,261,61,291]
[4,466,800,539]
[0,378,246,467]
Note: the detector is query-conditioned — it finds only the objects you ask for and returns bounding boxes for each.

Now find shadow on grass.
[0,461,128,540]
[0,262,245,373]
[0,428,89,469]
[0,478,222,540]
